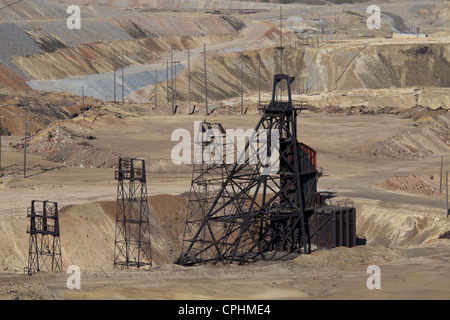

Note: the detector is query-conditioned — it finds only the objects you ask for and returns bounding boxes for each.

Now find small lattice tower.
[26,200,63,275]
[114,158,152,269]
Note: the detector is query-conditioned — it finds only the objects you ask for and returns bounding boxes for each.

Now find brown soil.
[0,63,30,90]
[353,110,450,160]
[381,174,443,196]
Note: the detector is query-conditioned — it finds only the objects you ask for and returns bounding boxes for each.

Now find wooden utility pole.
[257,53,261,107]
[276,6,284,101]
[0,112,2,170]
[113,49,116,103]
[188,47,191,114]
[174,61,178,108]
[121,49,125,104]
[440,155,443,193]
[280,6,282,64]
[446,171,449,217]
[155,68,158,109]
[241,52,244,115]
[171,47,174,114]
[166,60,169,105]
[203,43,208,114]
[23,111,27,178]
[164,57,179,114]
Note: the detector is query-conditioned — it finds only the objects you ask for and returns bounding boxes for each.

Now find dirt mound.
[97,195,188,266]
[0,89,106,135]
[0,194,188,274]
[397,105,449,119]
[381,174,442,196]
[356,111,450,160]
[356,203,450,247]
[25,119,120,168]
[0,281,61,300]
[0,63,30,90]
[60,194,187,271]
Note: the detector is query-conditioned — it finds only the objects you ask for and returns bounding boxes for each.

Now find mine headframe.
[114,157,152,269]
[180,74,326,265]
[25,200,63,275]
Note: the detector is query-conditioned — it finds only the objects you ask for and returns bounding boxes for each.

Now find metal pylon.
[181,120,237,263]
[25,200,63,275]
[114,158,152,269]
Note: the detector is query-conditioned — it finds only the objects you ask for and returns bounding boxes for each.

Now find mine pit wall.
[18,29,450,107]
[355,202,450,248]
[55,0,284,11]
[1,194,449,273]
[144,41,450,107]
[0,3,245,88]
[15,34,237,81]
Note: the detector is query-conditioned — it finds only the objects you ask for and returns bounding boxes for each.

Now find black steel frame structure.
[114,158,152,269]
[180,74,332,265]
[181,121,237,263]
[25,200,62,275]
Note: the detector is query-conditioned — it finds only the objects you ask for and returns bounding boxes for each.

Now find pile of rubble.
[21,120,120,168]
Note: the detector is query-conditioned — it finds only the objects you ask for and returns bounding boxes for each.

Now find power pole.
[275,6,284,101]
[164,58,179,113]
[174,61,178,108]
[280,6,283,60]
[440,155,443,193]
[203,43,208,114]
[24,110,27,178]
[241,52,244,115]
[446,171,449,217]
[257,53,261,107]
[188,47,191,114]
[171,47,174,114]
[166,60,169,105]
[0,112,2,170]
[155,68,158,109]
[121,49,125,104]
[113,49,116,104]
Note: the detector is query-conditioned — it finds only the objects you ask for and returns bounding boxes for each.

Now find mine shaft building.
[180,74,356,265]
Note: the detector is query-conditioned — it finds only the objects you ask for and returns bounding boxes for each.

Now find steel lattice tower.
[180,74,324,265]
[26,200,63,274]
[114,158,152,269]
[181,121,238,263]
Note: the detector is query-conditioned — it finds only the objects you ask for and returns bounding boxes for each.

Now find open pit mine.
[0,0,449,302]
